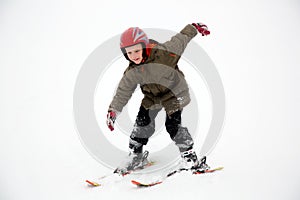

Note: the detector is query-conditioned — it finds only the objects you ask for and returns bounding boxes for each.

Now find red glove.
[106,110,117,131]
[192,23,210,36]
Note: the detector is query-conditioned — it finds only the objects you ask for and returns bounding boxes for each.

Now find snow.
[1,0,300,200]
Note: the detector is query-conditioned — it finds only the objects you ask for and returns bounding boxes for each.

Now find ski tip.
[131,180,162,187]
[131,180,150,187]
[204,166,224,172]
[148,161,155,165]
[85,180,101,187]
[131,180,142,185]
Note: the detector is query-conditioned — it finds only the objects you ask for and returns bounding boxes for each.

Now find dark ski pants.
[129,105,194,153]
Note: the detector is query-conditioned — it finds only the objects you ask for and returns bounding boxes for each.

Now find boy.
[106,23,210,174]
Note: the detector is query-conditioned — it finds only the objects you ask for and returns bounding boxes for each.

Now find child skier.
[106,23,210,175]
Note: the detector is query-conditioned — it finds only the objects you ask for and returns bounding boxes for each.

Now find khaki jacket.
[109,24,198,115]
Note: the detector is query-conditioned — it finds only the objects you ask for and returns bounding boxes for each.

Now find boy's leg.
[129,105,160,153]
[165,110,210,170]
[165,110,194,152]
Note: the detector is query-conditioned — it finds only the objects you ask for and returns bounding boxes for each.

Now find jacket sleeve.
[162,24,198,56]
[108,69,138,112]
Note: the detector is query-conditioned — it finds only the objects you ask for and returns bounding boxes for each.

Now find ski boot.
[114,150,149,176]
[195,156,210,172]
[180,149,210,172]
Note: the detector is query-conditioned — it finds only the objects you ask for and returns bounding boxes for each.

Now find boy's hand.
[192,23,210,36]
[106,110,117,131]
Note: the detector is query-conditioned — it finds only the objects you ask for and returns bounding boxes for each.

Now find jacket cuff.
[108,107,121,114]
[180,24,198,38]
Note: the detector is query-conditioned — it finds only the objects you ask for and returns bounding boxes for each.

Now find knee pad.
[172,127,194,152]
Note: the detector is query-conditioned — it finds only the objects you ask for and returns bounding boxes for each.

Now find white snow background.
[1,0,300,199]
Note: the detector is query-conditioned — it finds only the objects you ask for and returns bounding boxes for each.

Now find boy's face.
[125,43,143,64]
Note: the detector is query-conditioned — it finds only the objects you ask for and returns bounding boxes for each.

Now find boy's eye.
[135,50,140,53]
[127,52,132,54]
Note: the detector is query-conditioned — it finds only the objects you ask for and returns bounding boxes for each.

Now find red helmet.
[120,27,149,49]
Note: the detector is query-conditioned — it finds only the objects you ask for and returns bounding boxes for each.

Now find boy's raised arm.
[163,23,210,56]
